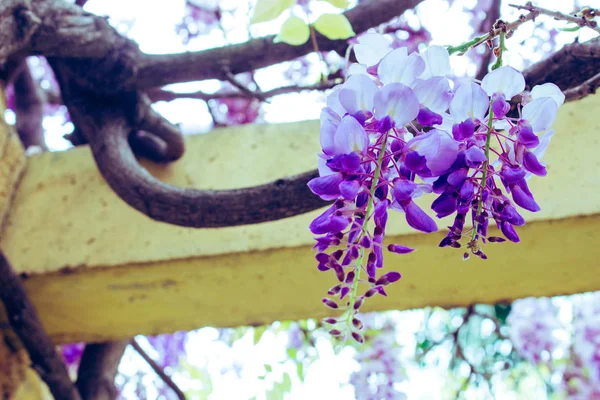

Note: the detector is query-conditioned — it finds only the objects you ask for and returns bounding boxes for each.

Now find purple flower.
[481,66,526,100]
[508,298,567,365]
[309,43,563,336]
[405,129,459,177]
[373,83,420,127]
[377,48,425,85]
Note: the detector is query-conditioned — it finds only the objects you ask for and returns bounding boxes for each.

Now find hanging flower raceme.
[308,34,564,342]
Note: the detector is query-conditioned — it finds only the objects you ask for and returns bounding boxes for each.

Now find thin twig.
[0,251,81,400]
[131,339,187,400]
[563,71,600,101]
[146,81,339,103]
[205,101,227,128]
[448,9,541,55]
[222,68,268,102]
[509,2,600,34]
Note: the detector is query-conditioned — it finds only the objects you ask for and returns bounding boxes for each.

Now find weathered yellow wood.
[0,89,26,233]
[0,93,599,344]
[0,88,53,400]
[0,335,52,400]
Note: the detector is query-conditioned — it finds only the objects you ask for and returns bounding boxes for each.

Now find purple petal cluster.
[349,315,407,399]
[507,297,567,365]
[308,35,564,340]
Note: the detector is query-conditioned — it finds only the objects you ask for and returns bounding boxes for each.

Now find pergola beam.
[1,94,599,344]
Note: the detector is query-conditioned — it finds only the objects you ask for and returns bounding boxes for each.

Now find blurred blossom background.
[6,0,600,398]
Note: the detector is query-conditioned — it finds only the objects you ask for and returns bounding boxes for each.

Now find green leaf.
[494,303,512,325]
[264,364,273,373]
[251,0,295,24]
[560,24,582,32]
[313,14,356,40]
[418,338,431,351]
[296,362,305,381]
[281,372,292,393]
[319,0,350,8]
[286,348,298,360]
[254,325,268,345]
[274,15,310,46]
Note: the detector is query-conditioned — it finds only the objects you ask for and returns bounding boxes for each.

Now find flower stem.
[471,101,495,242]
[491,31,506,70]
[345,131,389,329]
[447,33,487,55]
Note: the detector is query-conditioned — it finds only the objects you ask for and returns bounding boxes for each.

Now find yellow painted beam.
[0,89,54,400]
[1,93,599,344]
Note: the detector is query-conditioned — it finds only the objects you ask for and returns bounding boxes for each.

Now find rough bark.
[13,59,47,150]
[0,252,80,400]
[75,341,129,400]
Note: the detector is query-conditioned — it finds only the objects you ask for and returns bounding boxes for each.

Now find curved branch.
[61,91,325,228]
[129,94,185,162]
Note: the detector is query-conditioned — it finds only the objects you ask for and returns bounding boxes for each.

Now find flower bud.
[327,284,342,295]
[322,298,339,309]
[345,270,356,284]
[351,332,364,343]
[353,296,365,310]
[376,271,402,285]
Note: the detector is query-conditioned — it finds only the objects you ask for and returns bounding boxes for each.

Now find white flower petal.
[338,74,377,115]
[450,82,489,122]
[326,86,346,117]
[522,97,559,132]
[320,107,340,155]
[531,83,565,107]
[334,115,368,154]
[377,48,424,85]
[317,156,334,176]
[419,45,450,79]
[347,63,368,76]
[412,77,453,113]
[354,32,391,66]
[481,66,525,99]
[373,83,420,126]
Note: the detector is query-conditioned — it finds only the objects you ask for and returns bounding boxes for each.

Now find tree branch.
[509,2,600,34]
[0,251,81,400]
[85,110,324,227]
[134,0,423,89]
[6,0,598,230]
[49,55,326,227]
[563,71,600,101]
[145,81,339,103]
[522,37,600,92]
[1,0,423,93]
[131,339,186,400]
[75,340,129,400]
[13,59,47,150]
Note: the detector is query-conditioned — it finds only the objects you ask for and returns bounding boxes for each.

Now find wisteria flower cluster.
[508,293,600,398]
[308,33,565,342]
